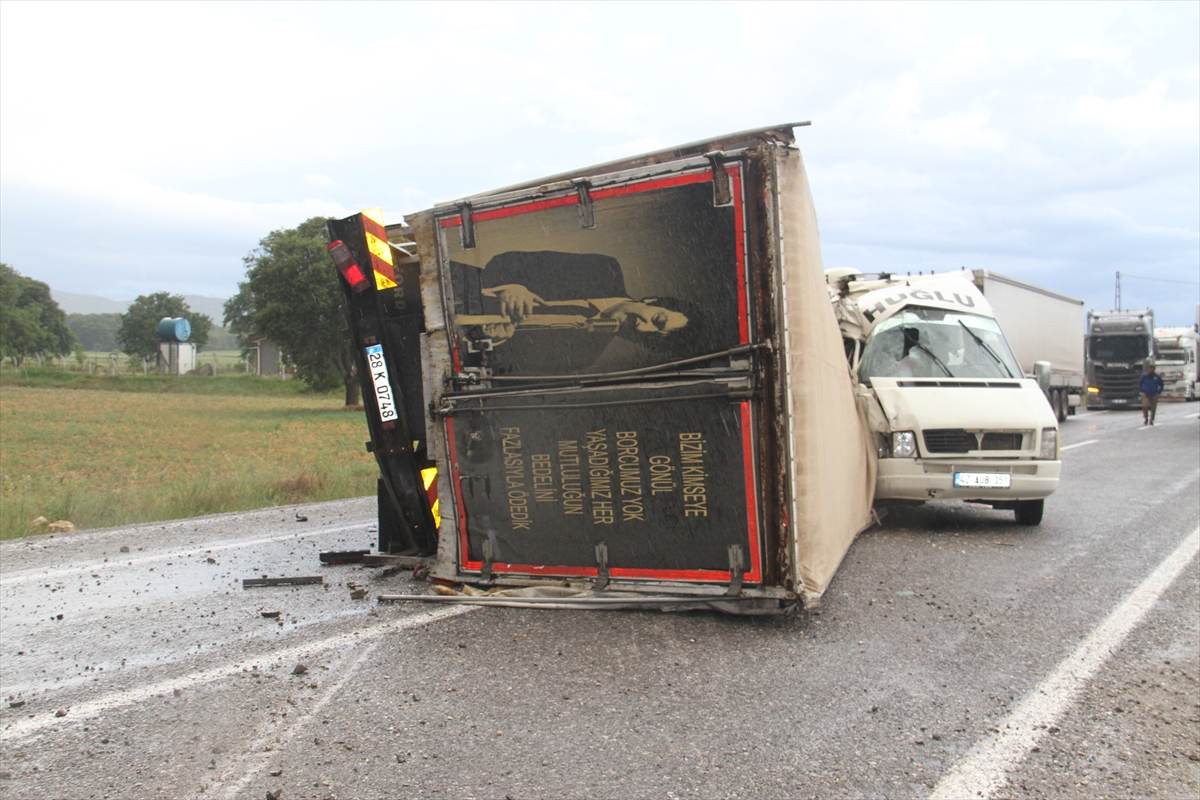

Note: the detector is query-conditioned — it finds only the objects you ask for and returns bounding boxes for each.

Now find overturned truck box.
[329,124,875,613]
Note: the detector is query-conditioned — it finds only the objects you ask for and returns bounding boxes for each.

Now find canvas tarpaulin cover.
[774,145,877,604]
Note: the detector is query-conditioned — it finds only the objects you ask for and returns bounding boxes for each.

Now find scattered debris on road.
[350,588,369,600]
[292,664,308,676]
[260,610,281,618]
[319,549,370,564]
[361,554,434,568]
[242,576,324,588]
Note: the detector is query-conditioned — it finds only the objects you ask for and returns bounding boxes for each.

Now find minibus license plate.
[954,472,1011,489]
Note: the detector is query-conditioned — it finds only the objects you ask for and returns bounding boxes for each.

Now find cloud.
[0,0,1195,325]
[1075,83,1200,138]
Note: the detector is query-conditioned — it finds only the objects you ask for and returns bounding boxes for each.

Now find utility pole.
[1115,271,1121,311]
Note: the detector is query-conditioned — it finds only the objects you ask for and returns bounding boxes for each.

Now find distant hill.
[65,311,239,352]
[51,290,228,320]
[181,296,229,320]
[52,291,129,314]
[56,291,236,351]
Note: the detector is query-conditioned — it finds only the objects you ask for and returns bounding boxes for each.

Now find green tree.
[0,263,76,363]
[65,312,122,351]
[117,292,212,361]
[225,217,360,405]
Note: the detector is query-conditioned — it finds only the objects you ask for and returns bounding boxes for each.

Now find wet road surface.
[1,404,1197,799]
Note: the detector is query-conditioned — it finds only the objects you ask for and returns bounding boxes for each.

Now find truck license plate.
[954,472,1011,489]
[364,345,398,423]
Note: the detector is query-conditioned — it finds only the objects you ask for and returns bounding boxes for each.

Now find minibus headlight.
[1039,428,1058,459]
[892,431,917,458]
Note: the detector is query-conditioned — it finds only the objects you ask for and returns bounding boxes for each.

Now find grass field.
[0,368,376,539]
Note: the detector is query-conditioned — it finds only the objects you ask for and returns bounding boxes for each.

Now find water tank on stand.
[157,317,197,375]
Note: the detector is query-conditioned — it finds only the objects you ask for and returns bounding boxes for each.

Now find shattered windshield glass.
[858,307,1022,381]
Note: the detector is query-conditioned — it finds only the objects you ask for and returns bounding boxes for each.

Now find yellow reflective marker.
[366,231,394,266]
[374,270,398,290]
[362,207,385,226]
[421,467,440,527]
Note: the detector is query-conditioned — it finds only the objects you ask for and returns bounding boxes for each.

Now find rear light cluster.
[328,240,370,293]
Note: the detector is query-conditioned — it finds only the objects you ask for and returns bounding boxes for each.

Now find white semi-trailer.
[968,270,1085,422]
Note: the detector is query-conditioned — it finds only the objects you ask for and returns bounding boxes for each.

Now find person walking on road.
[1139,363,1164,425]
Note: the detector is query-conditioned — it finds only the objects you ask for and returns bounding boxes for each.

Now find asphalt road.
[2,403,1197,800]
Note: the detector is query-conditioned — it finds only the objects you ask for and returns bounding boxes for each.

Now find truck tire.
[1055,390,1067,422]
[1015,499,1044,526]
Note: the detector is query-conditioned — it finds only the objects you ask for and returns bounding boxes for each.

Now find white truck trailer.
[1153,326,1197,400]
[826,269,1062,525]
[969,270,1085,422]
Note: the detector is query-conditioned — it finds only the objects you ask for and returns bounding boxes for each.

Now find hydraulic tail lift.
[329,210,438,558]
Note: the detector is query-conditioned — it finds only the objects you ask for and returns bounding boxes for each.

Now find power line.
[1118,273,1199,286]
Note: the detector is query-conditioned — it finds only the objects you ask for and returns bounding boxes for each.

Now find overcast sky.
[1,1,1197,325]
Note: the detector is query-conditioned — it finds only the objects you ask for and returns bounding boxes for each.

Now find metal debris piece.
[260,610,281,618]
[242,576,323,588]
[319,550,370,565]
[361,554,434,568]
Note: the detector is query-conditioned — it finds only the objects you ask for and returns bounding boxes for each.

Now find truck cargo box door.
[442,384,762,583]
[435,162,762,585]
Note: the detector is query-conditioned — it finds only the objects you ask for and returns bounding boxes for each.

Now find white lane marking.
[930,525,1200,800]
[0,605,476,742]
[1060,440,1098,452]
[0,521,373,587]
[215,633,383,799]
[0,606,375,700]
